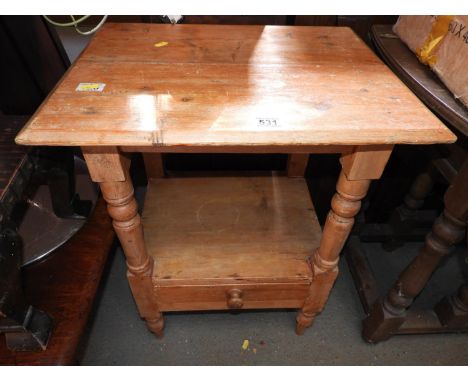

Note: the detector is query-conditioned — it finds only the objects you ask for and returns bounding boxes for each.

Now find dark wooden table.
[346,24,468,343]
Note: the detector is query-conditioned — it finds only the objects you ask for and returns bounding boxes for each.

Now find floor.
[54,25,468,366]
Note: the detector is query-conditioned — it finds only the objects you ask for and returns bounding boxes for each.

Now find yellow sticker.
[76,83,106,92]
[241,339,249,350]
[154,41,169,48]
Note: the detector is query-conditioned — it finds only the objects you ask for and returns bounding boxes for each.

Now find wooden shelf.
[142,174,321,312]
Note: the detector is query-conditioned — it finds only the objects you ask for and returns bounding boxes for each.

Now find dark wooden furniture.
[0,16,115,362]
[0,115,30,213]
[0,197,113,365]
[0,16,69,115]
[15,23,455,338]
[346,24,468,342]
[0,114,50,351]
[0,113,114,361]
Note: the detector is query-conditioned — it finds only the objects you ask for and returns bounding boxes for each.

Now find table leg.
[296,145,393,335]
[362,160,468,342]
[287,154,309,177]
[82,147,164,337]
[435,283,468,328]
[143,153,165,179]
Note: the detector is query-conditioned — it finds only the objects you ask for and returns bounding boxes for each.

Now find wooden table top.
[16,23,456,149]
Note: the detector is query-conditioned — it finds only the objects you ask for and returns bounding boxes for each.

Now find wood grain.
[15,23,455,148]
[143,176,321,287]
[83,146,164,336]
[340,145,394,180]
[81,146,130,182]
[155,283,310,312]
[296,147,390,334]
[142,175,321,312]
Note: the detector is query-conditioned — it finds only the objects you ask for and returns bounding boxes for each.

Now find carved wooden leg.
[143,153,165,179]
[296,171,371,334]
[402,169,435,211]
[383,167,436,250]
[287,154,309,177]
[362,160,468,343]
[435,284,468,327]
[296,145,392,335]
[82,147,164,337]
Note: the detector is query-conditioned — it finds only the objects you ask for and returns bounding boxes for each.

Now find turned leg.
[82,147,164,337]
[435,283,468,327]
[296,145,393,334]
[363,160,468,342]
[383,167,436,250]
[401,168,435,212]
[287,154,309,177]
[296,171,371,334]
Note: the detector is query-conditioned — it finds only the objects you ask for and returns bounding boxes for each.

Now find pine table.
[16,23,456,337]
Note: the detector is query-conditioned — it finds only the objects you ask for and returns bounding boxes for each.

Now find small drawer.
[155,282,310,312]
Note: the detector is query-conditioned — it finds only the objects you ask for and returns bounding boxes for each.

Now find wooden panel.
[15,23,456,148]
[142,176,320,285]
[156,283,310,312]
[120,145,346,154]
[340,145,394,180]
[182,16,288,25]
[81,146,130,182]
[295,16,337,26]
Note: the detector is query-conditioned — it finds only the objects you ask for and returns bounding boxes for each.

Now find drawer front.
[155,282,310,312]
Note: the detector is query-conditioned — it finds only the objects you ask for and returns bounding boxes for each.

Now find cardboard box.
[393,16,437,54]
[432,16,468,107]
[393,15,467,107]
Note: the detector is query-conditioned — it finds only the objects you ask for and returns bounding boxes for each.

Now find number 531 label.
[257,118,279,127]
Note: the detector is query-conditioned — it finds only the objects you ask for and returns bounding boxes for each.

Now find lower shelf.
[142,174,322,312]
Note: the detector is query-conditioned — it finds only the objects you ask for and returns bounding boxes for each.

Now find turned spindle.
[83,147,165,337]
[296,171,371,334]
[363,160,468,343]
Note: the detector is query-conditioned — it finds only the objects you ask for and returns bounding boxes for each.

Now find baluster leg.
[363,160,468,342]
[82,147,164,337]
[296,145,393,334]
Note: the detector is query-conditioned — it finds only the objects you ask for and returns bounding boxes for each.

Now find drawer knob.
[226,289,243,309]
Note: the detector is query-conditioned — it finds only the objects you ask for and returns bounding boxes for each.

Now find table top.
[371,25,468,137]
[15,23,456,149]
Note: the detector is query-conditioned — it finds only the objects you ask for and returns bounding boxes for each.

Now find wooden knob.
[226,289,243,309]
